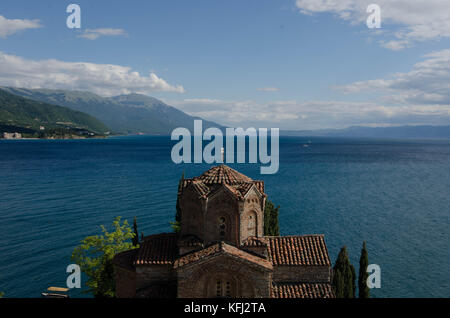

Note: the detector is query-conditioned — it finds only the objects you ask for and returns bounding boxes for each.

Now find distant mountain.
[282,125,450,139]
[0,89,109,136]
[1,87,224,135]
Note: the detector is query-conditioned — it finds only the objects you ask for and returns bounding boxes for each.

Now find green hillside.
[0,89,109,138]
[1,87,224,135]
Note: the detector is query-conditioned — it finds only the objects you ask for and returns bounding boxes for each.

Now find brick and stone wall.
[180,186,204,239]
[115,267,137,298]
[135,264,176,290]
[272,265,332,283]
[204,190,239,245]
[177,254,272,298]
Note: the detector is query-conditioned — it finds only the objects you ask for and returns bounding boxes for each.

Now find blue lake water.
[0,136,449,298]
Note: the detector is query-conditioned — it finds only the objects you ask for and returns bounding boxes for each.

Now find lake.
[0,136,449,297]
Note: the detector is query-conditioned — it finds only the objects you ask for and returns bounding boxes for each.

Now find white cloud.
[78,28,127,40]
[295,0,450,49]
[336,49,450,105]
[167,97,450,130]
[257,87,280,92]
[0,52,185,96]
[0,15,41,38]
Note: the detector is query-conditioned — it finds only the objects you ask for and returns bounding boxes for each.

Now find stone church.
[113,165,334,298]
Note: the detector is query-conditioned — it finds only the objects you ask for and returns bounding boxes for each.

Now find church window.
[248,212,257,236]
[216,281,222,297]
[219,217,226,239]
[226,281,231,297]
[215,279,232,297]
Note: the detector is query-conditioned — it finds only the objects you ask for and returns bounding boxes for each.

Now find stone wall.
[177,254,272,298]
[115,267,137,298]
[204,190,239,245]
[135,264,176,290]
[180,186,204,239]
[272,265,332,283]
[240,188,264,242]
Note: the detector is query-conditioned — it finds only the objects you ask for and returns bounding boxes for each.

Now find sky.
[1,0,450,130]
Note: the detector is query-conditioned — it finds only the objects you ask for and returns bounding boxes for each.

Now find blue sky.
[1,0,450,129]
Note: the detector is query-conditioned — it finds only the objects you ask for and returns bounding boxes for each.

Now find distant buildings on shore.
[2,132,22,139]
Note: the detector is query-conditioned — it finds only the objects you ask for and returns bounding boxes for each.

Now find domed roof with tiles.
[180,165,265,200]
[195,164,253,185]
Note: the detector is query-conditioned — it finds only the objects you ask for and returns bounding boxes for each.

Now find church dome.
[195,164,253,185]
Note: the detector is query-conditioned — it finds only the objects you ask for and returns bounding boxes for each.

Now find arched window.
[226,281,231,297]
[219,217,226,240]
[215,279,232,297]
[247,211,257,237]
[216,281,222,297]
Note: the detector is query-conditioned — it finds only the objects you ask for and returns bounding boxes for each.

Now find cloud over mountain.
[336,49,450,105]
[0,52,185,96]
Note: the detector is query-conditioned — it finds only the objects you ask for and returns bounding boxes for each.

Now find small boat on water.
[41,286,69,298]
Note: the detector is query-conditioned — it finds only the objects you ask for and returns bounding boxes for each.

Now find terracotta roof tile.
[268,235,331,266]
[242,236,268,247]
[113,248,138,271]
[178,235,203,247]
[195,165,253,184]
[134,233,178,265]
[271,283,334,298]
[174,241,272,270]
[181,165,265,201]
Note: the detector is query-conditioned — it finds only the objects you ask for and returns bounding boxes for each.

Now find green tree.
[332,246,356,298]
[0,292,4,298]
[170,172,184,233]
[358,241,370,298]
[71,217,137,298]
[264,199,280,236]
[132,216,139,247]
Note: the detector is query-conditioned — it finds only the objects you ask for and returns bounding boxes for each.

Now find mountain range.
[0,89,108,137]
[1,87,222,135]
[1,86,449,139]
[281,125,450,139]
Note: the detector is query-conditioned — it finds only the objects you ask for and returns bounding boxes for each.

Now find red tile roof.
[113,248,139,271]
[271,283,334,298]
[134,233,178,266]
[268,235,331,266]
[196,165,253,184]
[242,236,268,247]
[174,241,272,270]
[178,234,203,247]
[181,165,265,201]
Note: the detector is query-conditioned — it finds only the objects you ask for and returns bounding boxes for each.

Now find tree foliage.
[358,241,370,298]
[71,217,137,298]
[171,172,184,233]
[264,199,280,236]
[332,246,356,298]
[132,216,139,247]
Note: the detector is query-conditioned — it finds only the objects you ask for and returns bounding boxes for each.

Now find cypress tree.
[132,216,139,246]
[171,172,184,233]
[269,204,280,236]
[332,246,356,298]
[264,199,280,236]
[358,241,370,298]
